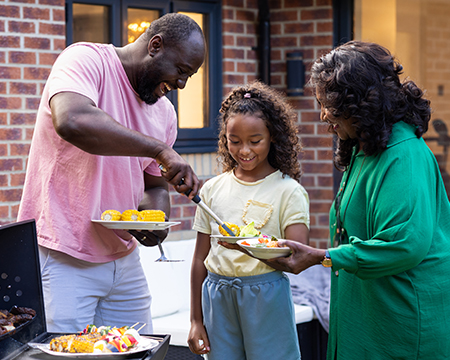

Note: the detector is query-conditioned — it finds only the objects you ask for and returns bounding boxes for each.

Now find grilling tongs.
[158,165,235,236]
[188,192,235,236]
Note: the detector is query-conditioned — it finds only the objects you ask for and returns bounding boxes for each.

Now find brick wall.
[0,0,65,224]
[0,0,335,248]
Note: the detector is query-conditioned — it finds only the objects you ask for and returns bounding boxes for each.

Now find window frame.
[65,0,222,154]
[332,0,353,195]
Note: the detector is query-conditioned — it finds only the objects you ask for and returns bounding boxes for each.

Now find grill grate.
[164,345,204,360]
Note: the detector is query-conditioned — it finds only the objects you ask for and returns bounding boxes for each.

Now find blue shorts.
[202,271,301,360]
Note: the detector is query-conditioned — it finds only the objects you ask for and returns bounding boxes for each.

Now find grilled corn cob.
[218,222,240,236]
[49,333,102,353]
[121,209,140,221]
[69,333,103,353]
[101,210,121,221]
[139,210,165,222]
[49,335,73,352]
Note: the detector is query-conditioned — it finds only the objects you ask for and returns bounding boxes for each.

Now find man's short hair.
[145,13,203,47]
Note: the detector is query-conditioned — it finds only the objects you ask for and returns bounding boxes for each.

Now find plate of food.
[92,209,180,230]
[237,238,291,260]
[28,324,159,358]
[92,220,180,231]
[213,221,263,243]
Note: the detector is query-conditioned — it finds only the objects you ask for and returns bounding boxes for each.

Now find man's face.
[137,32,205,105]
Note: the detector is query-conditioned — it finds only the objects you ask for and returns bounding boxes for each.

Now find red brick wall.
[0,0,65,224]
[0,0,335,248]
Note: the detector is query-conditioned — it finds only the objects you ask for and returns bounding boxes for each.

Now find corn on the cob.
[218,222,240,236]
[49,335,73,352]
[139,210,165,222]
[49,333,102,353]
[69,333,103,353]
[121,209,140,221]
[101,210,121,221]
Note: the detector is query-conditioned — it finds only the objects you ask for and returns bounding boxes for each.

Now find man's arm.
[50,91,199,197]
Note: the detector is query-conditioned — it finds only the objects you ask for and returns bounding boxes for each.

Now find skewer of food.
[0,306,36,336]
[49,324,144,354]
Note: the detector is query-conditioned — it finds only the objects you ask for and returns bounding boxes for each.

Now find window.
[65,0,222,153]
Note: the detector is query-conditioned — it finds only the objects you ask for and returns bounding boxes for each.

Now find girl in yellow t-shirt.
[188,81,309,360]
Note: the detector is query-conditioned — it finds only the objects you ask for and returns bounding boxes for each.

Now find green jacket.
[328,121,450,359]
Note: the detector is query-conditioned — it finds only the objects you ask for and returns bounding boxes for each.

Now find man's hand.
[156,149,200,199]
[128,229,168,247]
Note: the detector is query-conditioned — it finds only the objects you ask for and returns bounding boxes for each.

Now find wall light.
[286,52,305,96]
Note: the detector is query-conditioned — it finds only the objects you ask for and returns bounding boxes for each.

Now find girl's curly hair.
[309,40,431,170]
[217,80,302,181]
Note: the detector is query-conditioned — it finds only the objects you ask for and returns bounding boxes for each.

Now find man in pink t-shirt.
[17,13,205,333]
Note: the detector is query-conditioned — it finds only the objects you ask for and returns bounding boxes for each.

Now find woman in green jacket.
[271,41,450,359]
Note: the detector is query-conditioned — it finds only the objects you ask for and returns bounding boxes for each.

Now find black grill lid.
[0,219,46,357]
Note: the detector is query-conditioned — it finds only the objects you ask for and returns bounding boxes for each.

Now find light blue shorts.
[202,271,301,360]
[39,246,152,333]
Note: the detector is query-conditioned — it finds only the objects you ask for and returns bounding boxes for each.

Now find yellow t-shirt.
[193,170,310,277]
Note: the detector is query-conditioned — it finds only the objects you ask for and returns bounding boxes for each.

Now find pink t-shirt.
[17,43,177,262]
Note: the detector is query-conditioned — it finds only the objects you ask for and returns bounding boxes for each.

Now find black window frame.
[332,0,353,195]
[65,0,222,154]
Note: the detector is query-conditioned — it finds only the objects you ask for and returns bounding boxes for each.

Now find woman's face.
[316,88,358,141]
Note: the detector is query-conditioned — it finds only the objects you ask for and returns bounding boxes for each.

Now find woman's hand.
[266,240,325,274]
[187,321,210,355]
[218,239,325,273]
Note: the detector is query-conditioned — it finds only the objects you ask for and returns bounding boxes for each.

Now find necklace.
[334,154,367,246]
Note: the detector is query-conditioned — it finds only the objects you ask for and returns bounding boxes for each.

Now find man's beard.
[136,62,163,105]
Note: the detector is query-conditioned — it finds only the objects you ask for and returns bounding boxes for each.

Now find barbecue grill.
[0,219,170,359]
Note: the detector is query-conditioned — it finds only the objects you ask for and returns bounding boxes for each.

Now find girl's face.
[316,88,358,141]
[226,113,274,181]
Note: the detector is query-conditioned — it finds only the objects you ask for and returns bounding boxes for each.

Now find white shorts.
[39,246,152,333]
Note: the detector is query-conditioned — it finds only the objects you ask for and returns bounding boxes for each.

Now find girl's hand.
[187,321,210,355]
[266,240,325,274]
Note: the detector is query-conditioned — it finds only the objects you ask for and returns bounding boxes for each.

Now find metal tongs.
[189,193,235,236]
[158,165,235,236]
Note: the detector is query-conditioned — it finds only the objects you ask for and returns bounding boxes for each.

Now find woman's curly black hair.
[309,40,431,170]
[217,80,302,181]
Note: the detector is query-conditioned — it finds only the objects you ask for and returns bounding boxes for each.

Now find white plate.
[92,220,180,231]
[237,239,291,259]
[28,336,159,358]
[210,235,259,244]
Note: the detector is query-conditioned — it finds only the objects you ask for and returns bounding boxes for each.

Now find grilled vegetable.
[101,210,121,221]
[121,210,140,221]
[138,210,165,222]
[218,222,240,236]
[239,222,260,237]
